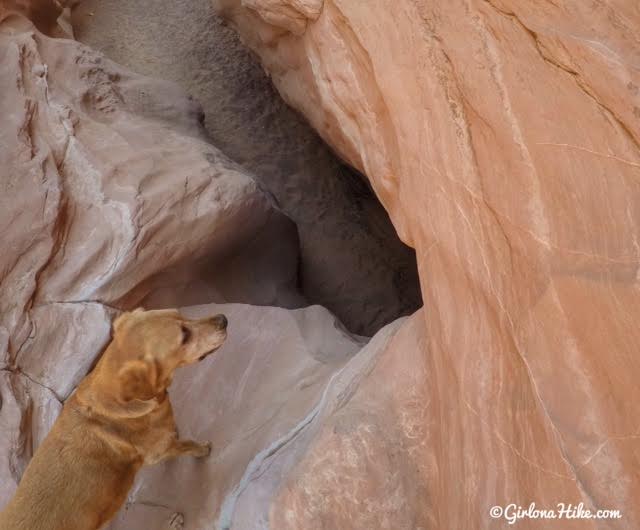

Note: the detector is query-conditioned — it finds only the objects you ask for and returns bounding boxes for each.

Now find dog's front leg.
[172,438,212,458]
[160,438,212,461]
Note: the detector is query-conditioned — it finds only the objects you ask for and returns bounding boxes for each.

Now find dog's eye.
[180,325,192,345]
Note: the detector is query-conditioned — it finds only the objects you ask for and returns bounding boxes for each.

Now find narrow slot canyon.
[2,1,639,529]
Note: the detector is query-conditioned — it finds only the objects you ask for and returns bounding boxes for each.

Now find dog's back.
[0,395,141,530]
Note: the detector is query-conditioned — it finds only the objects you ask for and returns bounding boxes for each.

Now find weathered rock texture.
[211,0,640,528]
[0,8,420,530]
[0,0,64,36]
[0,11,301,507]
[4,1,640,529]
[69,0,422,336]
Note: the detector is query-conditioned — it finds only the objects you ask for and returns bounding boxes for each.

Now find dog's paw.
[196,441,212,458]
[168,512,184,530]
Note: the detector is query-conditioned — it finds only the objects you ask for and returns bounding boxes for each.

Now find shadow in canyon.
[72,0,422,336]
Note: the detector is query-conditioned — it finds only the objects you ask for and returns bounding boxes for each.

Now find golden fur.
[0,308,228,530]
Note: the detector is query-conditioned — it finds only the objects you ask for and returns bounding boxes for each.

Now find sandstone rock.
[0,11,300,507]
[224,311,407,530]
[0,372,61,506]
[0,0,63,36]
[267,311,430,530]
[16,302,114,400]
[240,0,322,36]
[0,13,299,371]
[70,0,422,336]
[214,1,640,527]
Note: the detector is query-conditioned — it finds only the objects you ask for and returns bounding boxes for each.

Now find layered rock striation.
[212,0,640,527]
[3,0,639,528]
[0,11,299,508]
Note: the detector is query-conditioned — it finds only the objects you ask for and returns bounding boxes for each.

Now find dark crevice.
[71,0,422,336]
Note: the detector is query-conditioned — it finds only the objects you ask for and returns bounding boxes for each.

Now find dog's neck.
[73,386,163,420]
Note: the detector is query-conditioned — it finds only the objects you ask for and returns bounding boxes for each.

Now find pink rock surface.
[3,1,640,528]
[269,311,430,530]
[0,372,61,504]
[0,12,299,369]
[0,0,64,36]
[214,0,640,527]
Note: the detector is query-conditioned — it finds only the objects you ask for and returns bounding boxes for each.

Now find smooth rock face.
[0,372,61,504]
[0,12,299,367]
[16,302,114,400]
[214,1,640,527]
[70,0,422,336]
[0,12,300,507]
[230,312,411,530]
[269,311,429,530]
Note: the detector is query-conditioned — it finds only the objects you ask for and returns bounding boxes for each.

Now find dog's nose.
[211,314,228,330]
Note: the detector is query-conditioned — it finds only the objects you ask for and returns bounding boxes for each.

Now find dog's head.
[110,308,228,402]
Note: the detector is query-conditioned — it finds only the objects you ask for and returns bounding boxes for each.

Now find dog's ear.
[117,357,158,402]
[113,307,145,335]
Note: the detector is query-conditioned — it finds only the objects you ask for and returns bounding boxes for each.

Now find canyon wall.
[212,0,640,528]
[0,6,299,509]
[1,1,639,529]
